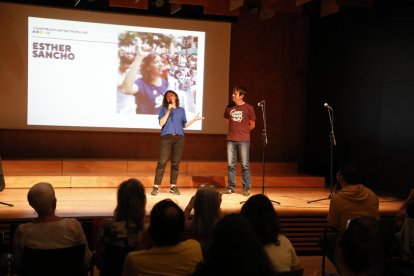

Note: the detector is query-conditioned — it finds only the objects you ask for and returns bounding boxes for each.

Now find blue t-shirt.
[158,107,187,136]
[135,78,168,114]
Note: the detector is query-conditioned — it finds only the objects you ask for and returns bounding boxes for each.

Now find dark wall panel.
[305,0,414,196]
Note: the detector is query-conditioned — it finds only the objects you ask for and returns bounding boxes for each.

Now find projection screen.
[0,2,231,134]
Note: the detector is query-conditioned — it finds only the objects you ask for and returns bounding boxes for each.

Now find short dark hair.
[233,86,247,97]
[338,164,361,184]
[148,199,185,246]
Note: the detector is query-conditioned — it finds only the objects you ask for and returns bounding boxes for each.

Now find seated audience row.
[11,180,303,276]
[123,198,203,276]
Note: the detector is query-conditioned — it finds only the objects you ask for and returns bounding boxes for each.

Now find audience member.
[12,182,92,272]
[395,196,414,263]
[122,199,203,276]
[241,194,301,272]
[97,178,149,275]
[336,216,387,276]
[321,164,379,270]
[183,184,222,255]
[192,213,275,276]
[327,164,379,231]
[396,188,414,226]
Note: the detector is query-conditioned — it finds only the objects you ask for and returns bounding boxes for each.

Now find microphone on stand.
[324,103,336,146]
[324,103,333,110]
[258,100,265,107]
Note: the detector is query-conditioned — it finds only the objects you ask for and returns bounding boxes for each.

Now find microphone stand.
[240,101,280,205]
[0,154,14,207]
[307,107,336,204]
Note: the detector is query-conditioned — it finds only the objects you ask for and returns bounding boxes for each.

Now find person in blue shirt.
[151,90,204,196]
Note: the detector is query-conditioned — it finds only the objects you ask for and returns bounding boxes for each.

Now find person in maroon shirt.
[222,86,256,196]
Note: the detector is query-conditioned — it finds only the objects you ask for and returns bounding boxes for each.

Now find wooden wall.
[229,8,309,164]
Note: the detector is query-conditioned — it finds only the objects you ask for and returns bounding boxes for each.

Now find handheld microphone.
[258,100,265,107]
[324,103,333,110]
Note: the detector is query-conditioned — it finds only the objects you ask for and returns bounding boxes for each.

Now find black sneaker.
[170,186,180,195]
[151,187,159,195]
[242,189,250,196]
[221,188,234,195]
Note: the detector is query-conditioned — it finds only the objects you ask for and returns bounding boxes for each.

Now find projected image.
[117,32,200,115]
[27,17,205,130]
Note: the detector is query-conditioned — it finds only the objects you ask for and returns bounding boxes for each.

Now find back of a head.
[205,213,274,276]
[27,182,56,216]
[338,216,385,275]
[338,164,361,185]
[240,194,280,246]
[115,178,146,224]
[149,199,185,246]
[192,185,221,235]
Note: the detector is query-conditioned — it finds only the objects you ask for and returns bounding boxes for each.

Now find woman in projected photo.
[120,51,168,115]
[120,34,199,115]
[151,90,204,196]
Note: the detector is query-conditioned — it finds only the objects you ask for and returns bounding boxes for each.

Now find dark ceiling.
[0,0,381,21]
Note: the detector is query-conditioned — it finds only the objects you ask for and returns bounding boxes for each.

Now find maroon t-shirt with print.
[224,103,256,141]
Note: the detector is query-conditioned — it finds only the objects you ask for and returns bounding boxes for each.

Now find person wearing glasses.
[321,164,379,273]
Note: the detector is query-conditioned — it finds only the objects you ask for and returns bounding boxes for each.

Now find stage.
[0,185,403,255]
[0,186,403,220]
[0,160,405,255]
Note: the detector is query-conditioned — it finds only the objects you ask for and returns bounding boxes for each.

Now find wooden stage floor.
[0,185,404,255]
[0,160,406,255]
[0,186,403,220]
